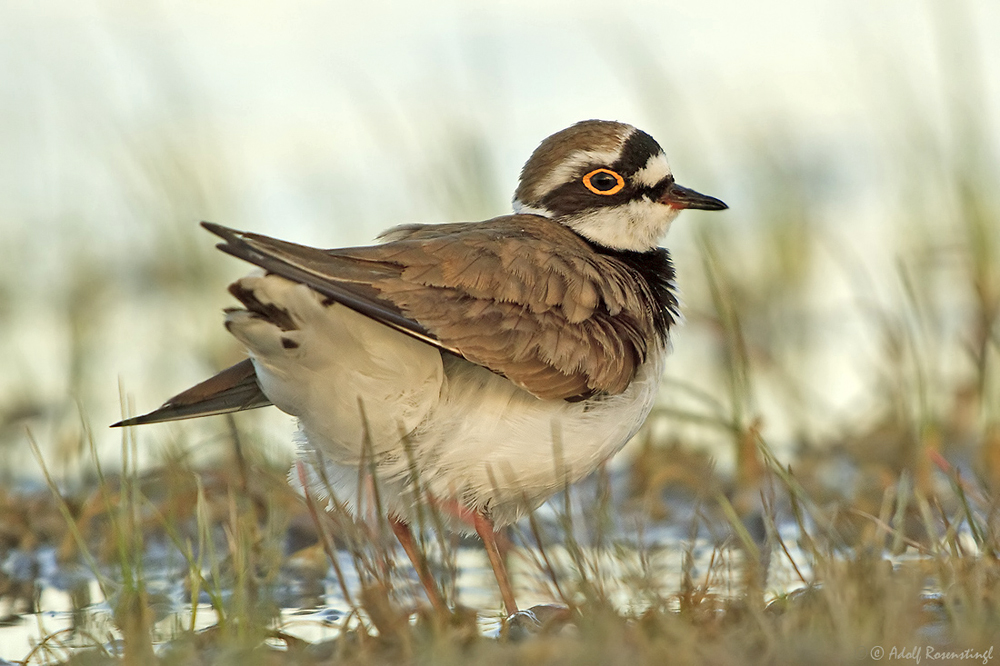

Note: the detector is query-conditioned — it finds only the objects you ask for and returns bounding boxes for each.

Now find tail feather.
[113,358,271,427]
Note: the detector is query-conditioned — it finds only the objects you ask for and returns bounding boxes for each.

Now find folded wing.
[115,216,667,427]
[205,217,663,401]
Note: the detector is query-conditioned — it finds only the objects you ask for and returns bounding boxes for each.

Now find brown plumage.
[208,215,674,401]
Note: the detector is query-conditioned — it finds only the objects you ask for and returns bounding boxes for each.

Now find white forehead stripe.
[632,152,672,188]
[530,148,623,201]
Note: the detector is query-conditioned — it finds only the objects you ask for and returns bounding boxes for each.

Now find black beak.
[659,183,728,211]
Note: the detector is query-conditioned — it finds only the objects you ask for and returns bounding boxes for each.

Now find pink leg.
[473,512,519,616]
[428,495,477,527]
[389,516,447,614]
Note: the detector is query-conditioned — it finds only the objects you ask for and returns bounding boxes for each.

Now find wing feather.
[202,217,666,401]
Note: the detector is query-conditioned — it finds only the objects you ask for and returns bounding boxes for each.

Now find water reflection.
[0,526,816,659]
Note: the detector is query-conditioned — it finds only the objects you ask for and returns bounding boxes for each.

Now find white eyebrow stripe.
[631,152,672,188]
[531,148,624,201]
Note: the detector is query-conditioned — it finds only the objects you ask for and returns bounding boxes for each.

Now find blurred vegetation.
[2,3,1000,664]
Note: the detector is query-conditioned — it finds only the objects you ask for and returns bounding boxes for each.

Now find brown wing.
[204,217,662,400]
[112,359,271,427]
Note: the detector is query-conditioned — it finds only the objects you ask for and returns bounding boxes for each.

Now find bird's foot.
[500,604,573,641]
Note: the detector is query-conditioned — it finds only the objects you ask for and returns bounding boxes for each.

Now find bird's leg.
[388,516,447,614]
[407,494,518,615]
[426,495,477,526]
[472,511,519,616]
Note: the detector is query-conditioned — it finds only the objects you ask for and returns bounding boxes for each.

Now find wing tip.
[200,220,233,237]
[110,409,168,428]
[201,221,246,250]
[201,221,270,265]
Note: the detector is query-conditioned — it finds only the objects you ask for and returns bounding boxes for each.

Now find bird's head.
[513,120,727,251]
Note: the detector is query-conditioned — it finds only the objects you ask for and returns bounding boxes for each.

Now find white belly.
[225,274,666,531]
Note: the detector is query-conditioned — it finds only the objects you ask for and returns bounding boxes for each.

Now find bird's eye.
[582,168,625,195]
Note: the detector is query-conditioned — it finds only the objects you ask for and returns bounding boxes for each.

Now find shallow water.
[0,520,817,660]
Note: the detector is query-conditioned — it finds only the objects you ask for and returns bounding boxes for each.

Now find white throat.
[563,199,680,251]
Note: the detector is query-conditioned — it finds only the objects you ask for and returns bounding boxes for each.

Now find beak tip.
[692,198,728,212]
[660,183,728,212]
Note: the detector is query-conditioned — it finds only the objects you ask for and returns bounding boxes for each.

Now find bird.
[113,119,727,618]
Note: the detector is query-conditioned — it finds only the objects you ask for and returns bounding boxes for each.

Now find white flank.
[224,272,667,533]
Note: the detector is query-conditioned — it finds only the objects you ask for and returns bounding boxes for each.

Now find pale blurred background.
[2,0,998,486]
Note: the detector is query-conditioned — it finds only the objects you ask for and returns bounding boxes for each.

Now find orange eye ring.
[582,168,625,195]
